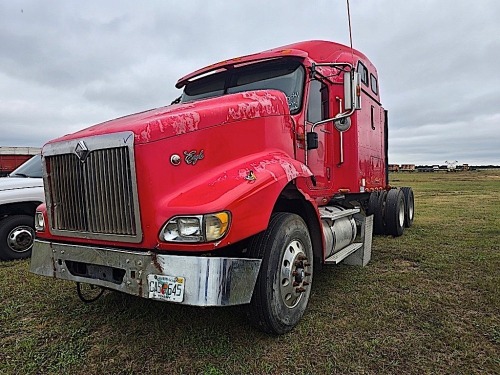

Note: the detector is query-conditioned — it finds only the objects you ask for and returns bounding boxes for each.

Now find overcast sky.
[1,1,499,165]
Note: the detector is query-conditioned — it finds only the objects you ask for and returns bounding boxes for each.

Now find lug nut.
[293,282,300,287]
[303,281,310,286]
[298,255,307,261]
[305,272,311,276]
[296,287,306,293]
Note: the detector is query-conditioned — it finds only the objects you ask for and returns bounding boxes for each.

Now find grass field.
[1,170,499,374]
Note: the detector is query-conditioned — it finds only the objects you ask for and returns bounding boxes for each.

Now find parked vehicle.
[0,155,44,260]
[30,40,415,333]
[0,147,41,177]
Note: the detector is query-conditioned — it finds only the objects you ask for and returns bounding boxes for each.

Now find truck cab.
[30,41,414,334]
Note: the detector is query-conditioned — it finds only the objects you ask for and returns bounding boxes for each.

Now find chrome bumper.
[30,240,261,307]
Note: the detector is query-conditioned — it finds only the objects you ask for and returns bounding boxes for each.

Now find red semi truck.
[30,40,414,334]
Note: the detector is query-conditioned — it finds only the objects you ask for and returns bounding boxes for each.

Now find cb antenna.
[346,0,355,65]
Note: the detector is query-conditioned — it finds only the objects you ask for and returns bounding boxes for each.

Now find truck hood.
[0,177,44,192]
[47,90,290,145]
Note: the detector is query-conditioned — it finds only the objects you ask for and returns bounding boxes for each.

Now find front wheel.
[245,213,313,334]
[0,215,35,260]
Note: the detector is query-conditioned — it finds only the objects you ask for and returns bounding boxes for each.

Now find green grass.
[1,170,499,374]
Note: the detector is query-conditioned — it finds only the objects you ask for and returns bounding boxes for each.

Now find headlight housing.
[35,211,45,231]
[160,211,230,243]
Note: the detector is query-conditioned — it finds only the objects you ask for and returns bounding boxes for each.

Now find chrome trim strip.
[30,240,262,307]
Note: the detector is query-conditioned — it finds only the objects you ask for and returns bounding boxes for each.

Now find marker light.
[205,212,230,241]
[35,211,45,231]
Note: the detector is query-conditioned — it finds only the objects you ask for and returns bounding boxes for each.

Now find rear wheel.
[0,215,35,260]
[385,189,405,237]
[401,187,415,228]
[245,213,313,334]
[370,191,387,235]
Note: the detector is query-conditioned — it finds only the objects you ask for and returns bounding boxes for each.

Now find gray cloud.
[1,0,499,165]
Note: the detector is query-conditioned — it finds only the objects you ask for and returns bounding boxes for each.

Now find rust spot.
[151,252,163,273]
[138,279,143,297]
[51,256,57,277]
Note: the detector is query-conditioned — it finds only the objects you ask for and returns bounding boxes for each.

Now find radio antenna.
[346,0,354,64]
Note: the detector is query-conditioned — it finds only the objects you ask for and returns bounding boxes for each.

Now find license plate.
[147,274,185,303]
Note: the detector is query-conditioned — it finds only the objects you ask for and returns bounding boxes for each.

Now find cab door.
[305,79,332,190]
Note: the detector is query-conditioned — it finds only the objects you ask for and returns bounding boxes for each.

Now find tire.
[368,192,382,235]
[401,187,415,228]
[385,189,405,237]
[245,213,313,334]
[370,191,387,235]
[0,215,35,261]
[367,192,378,216]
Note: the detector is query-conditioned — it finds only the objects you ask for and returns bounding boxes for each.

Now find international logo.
[75,140,89,162]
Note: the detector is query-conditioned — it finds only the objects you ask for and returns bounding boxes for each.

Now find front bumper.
[30,240,261,307]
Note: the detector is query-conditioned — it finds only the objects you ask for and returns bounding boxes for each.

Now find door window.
[307,80,329,123]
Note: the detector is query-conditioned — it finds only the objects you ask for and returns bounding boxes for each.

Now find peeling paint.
[279,158,300,181]
[209,172,228,186]
[238,168,252,179]
[300,164,313,177]
[239,155,312,183]
[251,159,279,181]
[227,91,280,121]
[162,112,201,135]
[140,124,152,142]
[56,89,289,146]
[156,119,165,133]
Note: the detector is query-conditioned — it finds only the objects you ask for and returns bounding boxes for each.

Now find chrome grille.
[43,132,142,242]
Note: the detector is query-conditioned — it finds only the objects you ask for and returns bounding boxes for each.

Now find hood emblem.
[184,150,204,165]
[75,141,89,162]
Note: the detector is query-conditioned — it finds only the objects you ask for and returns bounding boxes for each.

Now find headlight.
[35,211,45,231]
[163,216,203,242]
[160,211,230,243]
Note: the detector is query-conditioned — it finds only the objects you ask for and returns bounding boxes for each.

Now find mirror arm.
[311,107,355,132]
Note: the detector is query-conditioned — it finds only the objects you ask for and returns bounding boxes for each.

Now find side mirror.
[343,72,361,111]
[306,132,318,150]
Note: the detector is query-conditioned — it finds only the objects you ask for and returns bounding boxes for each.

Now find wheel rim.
[408,196,414,220]
[7,225,35,253]
[398,201,405,228]
[280,239,312,309]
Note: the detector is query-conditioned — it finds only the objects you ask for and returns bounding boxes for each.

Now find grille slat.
[46,146,138,239]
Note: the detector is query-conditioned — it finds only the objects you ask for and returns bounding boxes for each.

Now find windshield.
[10,155,42,178]
[181,58,305,114]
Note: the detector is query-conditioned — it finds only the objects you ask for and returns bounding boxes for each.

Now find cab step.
[324,242,363,264]
[319,207,360,221]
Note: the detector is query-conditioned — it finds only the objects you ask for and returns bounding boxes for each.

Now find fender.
[155,150,313,251]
